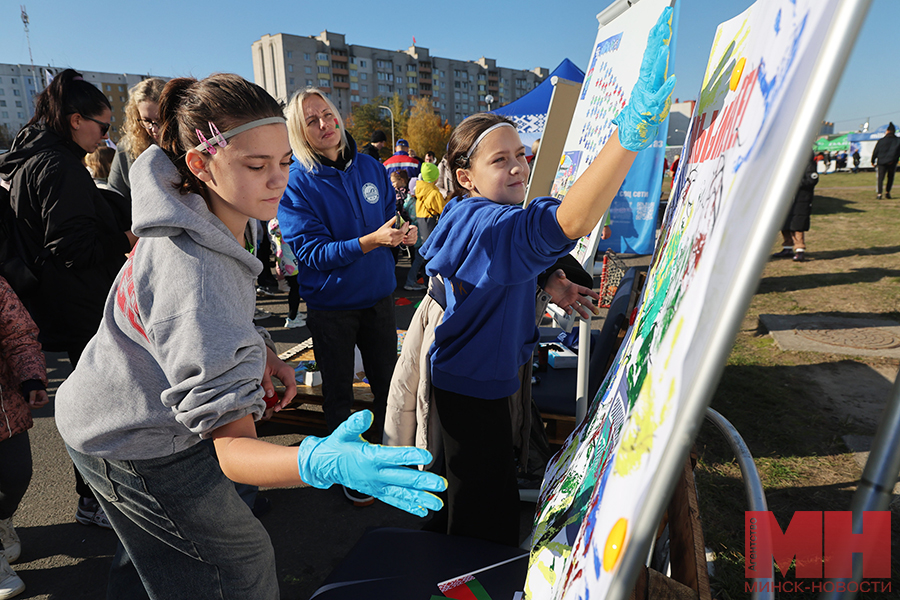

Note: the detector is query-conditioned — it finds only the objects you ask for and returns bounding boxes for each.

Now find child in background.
[267,218,306,328]
[0,276,50,600]
[419,8,675,547]
[414,161,446,244]
[53,74,444,597]
[392,171,426,291]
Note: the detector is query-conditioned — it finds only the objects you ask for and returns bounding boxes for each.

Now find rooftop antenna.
[20,5,38,90]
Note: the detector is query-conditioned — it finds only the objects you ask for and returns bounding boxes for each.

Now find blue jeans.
[404,247,426,287]
[67,442,278,599]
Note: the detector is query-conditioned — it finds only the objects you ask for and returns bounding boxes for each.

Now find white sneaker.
[284,314,307,328]
[0,555,24,599]
[0,518,19,564]
[253,307,272,321]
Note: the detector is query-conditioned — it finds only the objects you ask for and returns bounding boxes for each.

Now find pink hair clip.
[195,122,228,155]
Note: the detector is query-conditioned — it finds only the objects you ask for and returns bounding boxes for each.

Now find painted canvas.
[526,0,843,598]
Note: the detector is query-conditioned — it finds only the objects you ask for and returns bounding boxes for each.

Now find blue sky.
[2,0,896,133]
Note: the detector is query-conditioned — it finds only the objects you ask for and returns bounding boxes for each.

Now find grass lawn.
[679,171,900,598]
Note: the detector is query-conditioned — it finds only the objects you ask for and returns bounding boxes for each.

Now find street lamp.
[485,94,494,112]
[378,105,395,149]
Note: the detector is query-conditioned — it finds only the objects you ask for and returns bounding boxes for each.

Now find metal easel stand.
[820,363,900,600]
[704,408,774,600]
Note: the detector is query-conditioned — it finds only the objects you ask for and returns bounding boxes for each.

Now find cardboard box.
[548,345,578,369]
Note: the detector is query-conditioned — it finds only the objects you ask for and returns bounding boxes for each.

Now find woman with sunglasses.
[108,77,166,208]
[0,67,136,529]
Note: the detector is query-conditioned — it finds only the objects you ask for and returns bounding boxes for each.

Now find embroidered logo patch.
[362,182,379,204]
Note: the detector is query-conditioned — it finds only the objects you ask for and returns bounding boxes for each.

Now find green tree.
[405,97,452,161]
[346,97,392,159]
[389,92,409,146]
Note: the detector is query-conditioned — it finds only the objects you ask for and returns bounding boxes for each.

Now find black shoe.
[251,496,272,519]
[887,192,892,199]
[771,248,793,259]
[342,486,374,507]
[792,251,806,262]
[877,194,882,199]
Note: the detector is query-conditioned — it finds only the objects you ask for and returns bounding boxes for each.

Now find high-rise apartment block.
[0,63,167,145]
[252,31,548,127]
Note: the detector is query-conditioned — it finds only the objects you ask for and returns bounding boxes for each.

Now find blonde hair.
[85,146,116,179]
[120,78,167,160]
[286,87,348,172]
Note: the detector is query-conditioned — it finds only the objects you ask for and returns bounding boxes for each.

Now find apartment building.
[0,63,168,144]
[252,31,548,127]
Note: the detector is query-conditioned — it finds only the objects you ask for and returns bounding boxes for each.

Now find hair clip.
[196,122,228,155]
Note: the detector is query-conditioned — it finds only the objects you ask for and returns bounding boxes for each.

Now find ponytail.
[156,73,284,196]
[28,68,111,139]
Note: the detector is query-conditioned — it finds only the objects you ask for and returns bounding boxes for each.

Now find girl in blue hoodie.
[419,8,676,546]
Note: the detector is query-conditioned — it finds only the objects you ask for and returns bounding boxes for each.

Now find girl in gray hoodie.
[54,74,444,599]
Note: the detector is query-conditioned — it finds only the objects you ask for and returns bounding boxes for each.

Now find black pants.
[877,161,897,195]
[286,274,300,319]
[67,343,97,501]
[305,295,397,439]
[0,431,32,520]
[433,386,520,547]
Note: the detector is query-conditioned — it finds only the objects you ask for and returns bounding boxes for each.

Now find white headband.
[194,116,286,153]
[465,122,516,161]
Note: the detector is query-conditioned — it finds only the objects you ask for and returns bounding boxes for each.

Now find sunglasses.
[139,118,160,130]
[83,115,111,136]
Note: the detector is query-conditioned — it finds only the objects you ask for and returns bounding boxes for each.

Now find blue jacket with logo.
[421,196,575,399]
[278,138,396,311]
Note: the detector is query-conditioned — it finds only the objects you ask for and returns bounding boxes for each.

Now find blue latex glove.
[297,410,446,517]
[613,6,678,151]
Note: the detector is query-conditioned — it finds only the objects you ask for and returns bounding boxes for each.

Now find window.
[333,75,347,83]
[0,90,4,96]
[289,77,295,85]
[454,81,460,89]
[27,78,32,85]
[1,112,6,118]
[360,73,367,80]
[120,96,126,102]
[12,89,20,96]
[105,84,111,91]
[17,112,23,119]
[350,82,358,90]
[350,94,360,102]
[318,79,330,87]
[408,65,416,72]
[287,50,293,58]
[107,95,112,101]
[361,84,367,93]
[408,77,417,84]
[317,53,328,61]
[0,101,4,107]
[454,91,460,100]
[118,85,124,92]
[288,64,293,72]
[306,79,314,86]
[11,78,17,84]
[318,66,329,74]
[396,76,404,84]
[110,115,116,122]
[441,82,446,89]
[304,53,311,60]
[378,84,391,93]
[396,64,402,72]
[360,60,367,68]
[305,66,312,74]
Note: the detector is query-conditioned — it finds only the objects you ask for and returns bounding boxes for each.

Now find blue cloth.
[67,442,277,598]
[421,196,575,398]
[278,138,396,311]
[383,151,421,179]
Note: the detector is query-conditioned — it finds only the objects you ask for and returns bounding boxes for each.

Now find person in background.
[384,138,421,180]
[360,129,387,162]
[108,77,167,204]
[85,146,130,232]
[279,87,419,506]
[670,154,680,179]
[872,122,900,199]
[772,153,819,262]
[0,68,135,531]
[0,276,50,600]
[436,152,453,198]
[414,161,446,244]
[424,150,437,164]
[852,149,861,173]
[268,217,305,329]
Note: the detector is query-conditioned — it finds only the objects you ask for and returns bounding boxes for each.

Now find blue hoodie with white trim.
[420,195,575,399]
[279,137,396,311]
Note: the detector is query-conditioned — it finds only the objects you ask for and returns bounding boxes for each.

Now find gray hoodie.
[56,146,269,459]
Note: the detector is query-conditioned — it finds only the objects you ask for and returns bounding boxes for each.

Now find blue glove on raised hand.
[613,6,678,152]
[296,410,446,517]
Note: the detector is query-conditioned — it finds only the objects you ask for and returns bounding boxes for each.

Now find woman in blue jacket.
[279,88,417,504]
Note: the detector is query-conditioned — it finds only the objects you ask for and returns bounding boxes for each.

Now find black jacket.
[0,125,129,351]
[872,134,900,165]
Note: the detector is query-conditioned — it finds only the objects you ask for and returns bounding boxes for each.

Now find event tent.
[491,58,585,148]
[814,132,849,153]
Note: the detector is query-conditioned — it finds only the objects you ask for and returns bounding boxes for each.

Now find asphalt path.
[10,273,540,600]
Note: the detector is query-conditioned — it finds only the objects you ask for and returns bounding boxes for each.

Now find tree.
[404,97,452,161]
[346,97,392,159]
[0,124,12,150]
